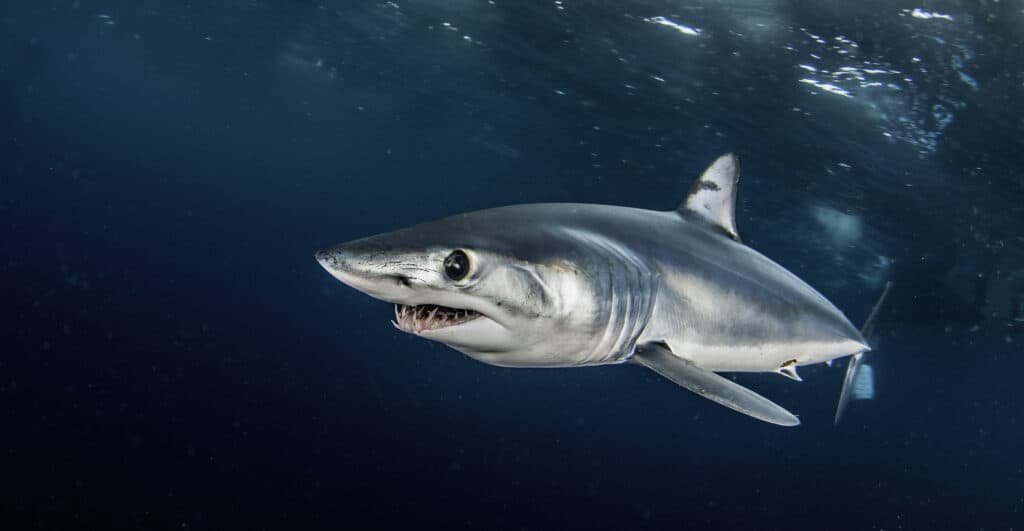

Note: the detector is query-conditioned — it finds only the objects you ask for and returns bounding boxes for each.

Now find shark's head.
[315,206,650,367]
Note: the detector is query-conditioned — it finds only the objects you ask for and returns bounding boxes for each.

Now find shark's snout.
[314,239,415,302]
[314,249,331,268]
[314,247,349,277]
[314,244,361,286]
[315,238,384,273]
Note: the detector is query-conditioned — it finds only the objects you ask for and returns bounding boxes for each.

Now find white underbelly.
[665,338,866,372]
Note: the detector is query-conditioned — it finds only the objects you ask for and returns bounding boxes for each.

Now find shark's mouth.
[392,304,482,334]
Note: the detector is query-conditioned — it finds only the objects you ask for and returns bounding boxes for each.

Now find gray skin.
[316,154,869,426]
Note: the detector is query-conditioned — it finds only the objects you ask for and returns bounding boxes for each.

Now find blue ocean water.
[2,1,1022,529]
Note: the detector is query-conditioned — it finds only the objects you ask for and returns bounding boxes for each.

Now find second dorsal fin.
[679,153,741,242]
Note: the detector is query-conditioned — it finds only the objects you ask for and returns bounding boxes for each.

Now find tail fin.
[834,281,892,424]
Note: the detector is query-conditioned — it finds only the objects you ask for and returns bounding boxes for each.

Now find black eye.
[443,250,470,281]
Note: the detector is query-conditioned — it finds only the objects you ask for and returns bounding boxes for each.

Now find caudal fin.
[834,281,892,424]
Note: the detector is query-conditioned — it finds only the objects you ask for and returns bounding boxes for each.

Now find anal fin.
[632,343,800,427]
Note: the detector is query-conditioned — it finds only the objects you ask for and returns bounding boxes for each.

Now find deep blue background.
[2,1,1022,529]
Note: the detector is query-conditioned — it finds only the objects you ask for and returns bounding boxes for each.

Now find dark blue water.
[3,1,1022,529]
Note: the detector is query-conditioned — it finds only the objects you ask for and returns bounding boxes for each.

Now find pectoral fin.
[632,343,800,427]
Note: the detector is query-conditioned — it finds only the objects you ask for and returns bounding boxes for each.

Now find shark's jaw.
[392,303,482,334]
[388,302,515,356]
[314,246,518,353]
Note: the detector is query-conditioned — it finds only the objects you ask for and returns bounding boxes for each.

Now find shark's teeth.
[393,303,481,333]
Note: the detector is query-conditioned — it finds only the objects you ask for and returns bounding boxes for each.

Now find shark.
[315,154,876,426]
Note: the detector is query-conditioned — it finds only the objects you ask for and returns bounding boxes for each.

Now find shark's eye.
[443,250,470,281]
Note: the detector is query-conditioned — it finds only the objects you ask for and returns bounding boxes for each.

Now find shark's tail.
[834,281,893,425]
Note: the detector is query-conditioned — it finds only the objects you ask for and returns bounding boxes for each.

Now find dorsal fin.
[679,153,741,242]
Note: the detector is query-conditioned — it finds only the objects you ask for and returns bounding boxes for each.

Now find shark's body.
[316,154,872,426]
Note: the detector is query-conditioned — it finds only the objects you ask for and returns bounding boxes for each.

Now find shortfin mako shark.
[316,154,883,426]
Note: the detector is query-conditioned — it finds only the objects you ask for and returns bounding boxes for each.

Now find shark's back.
[635,209,866,371]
